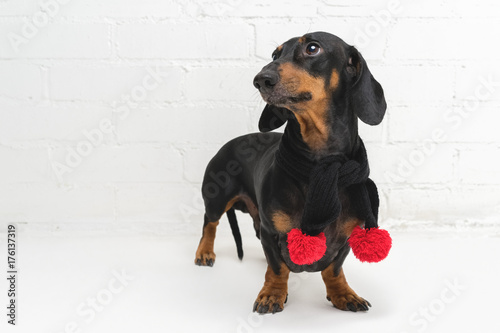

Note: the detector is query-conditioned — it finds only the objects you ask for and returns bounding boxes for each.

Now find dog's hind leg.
[194,214,219,267]
[195,196,240,266]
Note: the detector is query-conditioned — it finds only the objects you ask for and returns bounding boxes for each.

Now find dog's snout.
[253,71,279,90]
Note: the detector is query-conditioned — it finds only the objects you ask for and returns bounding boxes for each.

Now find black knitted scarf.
[275,135,380,236]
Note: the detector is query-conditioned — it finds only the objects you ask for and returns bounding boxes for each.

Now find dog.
[194,31,386,314]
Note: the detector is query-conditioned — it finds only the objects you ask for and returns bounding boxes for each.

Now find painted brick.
[0,22,25,57]
[50,145,183,183]
[458,147,500,184]
[320,0,389,5]
[0,0,499,229]
[0,1,40,16]
[374,64,455,104]
[397,0,455,18]
[193,0,319,17]
[389,104,500,143]
[0,0,180,18]
[116,106,251,145]
[184,67,258,101]
[368,142,456,185]
[0,62,42,100]
[61,0,181,18]
[388,105,453,142]
[387,19,500,61]
[1,22,110,58]
[387,187,500,223]
[445,105,500,143]
[453,0,500,18]
[115,183,204,230]
[319,0,395,17]
[49,65,182,102]
[0,183,115,223]
[0,147,50,184]
[116,24,251,59]
[0,102,114,143]
[455,65,500,101]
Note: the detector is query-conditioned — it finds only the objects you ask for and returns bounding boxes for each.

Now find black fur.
[200,31,386,276]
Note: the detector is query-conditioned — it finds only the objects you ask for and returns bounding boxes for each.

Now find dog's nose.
[253,71,279,90]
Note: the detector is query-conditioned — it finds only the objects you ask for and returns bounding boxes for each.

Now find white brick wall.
[0,0,499,234]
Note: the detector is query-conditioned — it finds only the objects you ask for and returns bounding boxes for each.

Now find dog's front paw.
[253,263,290,314]
[326,292,371,312]
[194,250,216,267]
[253,292,288,314]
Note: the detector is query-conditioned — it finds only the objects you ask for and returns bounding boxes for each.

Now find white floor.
[1,225,499,333]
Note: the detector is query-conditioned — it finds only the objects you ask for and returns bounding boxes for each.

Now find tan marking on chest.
[272,211,293,233]
[343,218,363,237]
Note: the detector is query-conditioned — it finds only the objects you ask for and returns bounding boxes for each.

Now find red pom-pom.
[348,226,392,263]
[287,228,327,265]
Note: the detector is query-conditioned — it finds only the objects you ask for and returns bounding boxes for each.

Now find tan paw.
[327,292,371,312]
[194,250,216,267]
[253,291,288,314]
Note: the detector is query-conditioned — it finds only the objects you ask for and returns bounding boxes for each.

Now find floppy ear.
[348,48,386,125]
[258,104,290,132]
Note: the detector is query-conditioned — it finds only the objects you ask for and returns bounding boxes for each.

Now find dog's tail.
[227,208,243,260]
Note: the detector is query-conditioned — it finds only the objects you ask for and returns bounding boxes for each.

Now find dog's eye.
[305,42,321,56]
[272,51,279,61]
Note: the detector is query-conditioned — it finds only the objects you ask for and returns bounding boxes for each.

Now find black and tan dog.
[195,31,386,314]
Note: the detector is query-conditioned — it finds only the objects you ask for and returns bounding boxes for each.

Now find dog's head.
[254,32,386,150]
